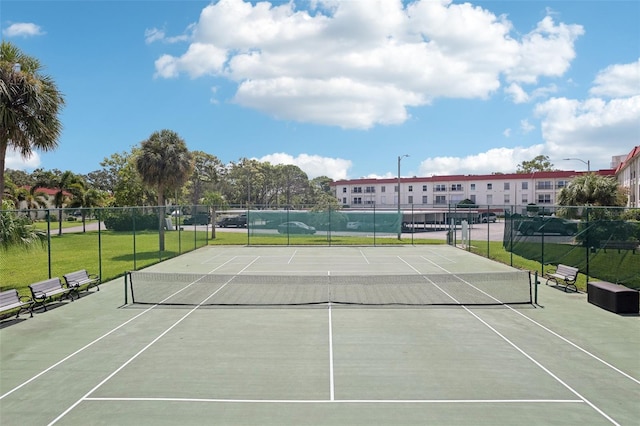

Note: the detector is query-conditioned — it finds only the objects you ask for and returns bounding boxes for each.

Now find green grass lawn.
[1,229,208,296]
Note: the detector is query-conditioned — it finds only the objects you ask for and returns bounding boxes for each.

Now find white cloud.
[153,0,583,128]
[145,26,192,44]
[520,119,535,134]
[2,22,45,38]
[590,59,640,98]
[503,128,511,137]
[535,95,640,162]
[257,152,352,180]
[418,145,546,176]
[5,148,41,170]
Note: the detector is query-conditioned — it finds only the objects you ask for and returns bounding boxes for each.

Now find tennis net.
[126,271,533,306]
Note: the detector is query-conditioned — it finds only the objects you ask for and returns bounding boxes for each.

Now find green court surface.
[1,246,638,425]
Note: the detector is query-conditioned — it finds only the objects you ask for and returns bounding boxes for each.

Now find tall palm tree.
[0,41,65,207]
[136,130,193,251]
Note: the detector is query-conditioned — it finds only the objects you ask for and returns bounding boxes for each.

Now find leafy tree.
[516,155,554,173]
[99,150,150,206]
[0,41,65,207]
[187,151,224,205]
[135,130,193,251]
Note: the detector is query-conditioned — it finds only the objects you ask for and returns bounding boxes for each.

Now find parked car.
[183,213,211,225]
[478,212,497,223]
[346,221,362,230]
[217,215,247,228]
[517,217,578,236]
[277,221,316,234]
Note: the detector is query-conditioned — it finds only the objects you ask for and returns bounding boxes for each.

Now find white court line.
[359,249,370,264]
[287,250,297,265]
[328,305,335,401]
[84,397,584,404]
[399,255,621,425]
[48,276,239,426]
[416,255,640,387]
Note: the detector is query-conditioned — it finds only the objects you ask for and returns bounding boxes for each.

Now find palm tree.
[69,187,107,232]
[33,171,84,235]
[558,173,625,220]
[17,186,48,220]
[136,130,193,251]
[0,199,46,251]
[0,41,65,207]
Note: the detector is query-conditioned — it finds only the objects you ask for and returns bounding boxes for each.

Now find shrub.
[103,210,159,231]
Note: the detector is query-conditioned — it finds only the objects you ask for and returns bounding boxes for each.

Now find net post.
[124,271,128,305]
[534,270,539,305]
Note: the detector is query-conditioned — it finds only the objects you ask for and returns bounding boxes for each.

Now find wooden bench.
[545,264,579,292]
[600,240,638,254]
[29,278,75,312]
[0,289,33,319]
[588,281,639,314]
[63,270,100,296]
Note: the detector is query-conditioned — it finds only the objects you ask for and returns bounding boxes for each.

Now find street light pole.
[563,157,590,172]
[397,154,409,240]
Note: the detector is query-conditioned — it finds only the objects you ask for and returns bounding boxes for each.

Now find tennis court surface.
[1,245,638,425]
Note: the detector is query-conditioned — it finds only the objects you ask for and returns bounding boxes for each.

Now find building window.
[522,182,528,190]
[352,187,362,193]
[470,195,476,203]
[435,184,446,192]
[342,187,347,193]
[422,196,428,204]
[422,185,427,191]
[435,195,447,205]
[537,194,552,204]
[381,186,386,193]
[408,196,413,204]
[342,197,347,204]
[470,184,476,191]
[365,199,375,205]
[352,197,362,205]
[451,184,463,191]
[365,186,375,193]
[408,185,413,192]
[521,195,528,204]
[504,194,510,204]
[504,182,510,190]
[556,180,569,189]
[487,183,493,190]
[537,181,552,190]
[395,185,398,193]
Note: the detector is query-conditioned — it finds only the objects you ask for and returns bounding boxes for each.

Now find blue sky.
[2,0,639,180]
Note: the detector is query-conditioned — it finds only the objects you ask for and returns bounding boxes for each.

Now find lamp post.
[563,157,590,172]
[397,154,409,240]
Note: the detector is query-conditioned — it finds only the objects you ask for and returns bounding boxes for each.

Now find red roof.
[615,145,640,173]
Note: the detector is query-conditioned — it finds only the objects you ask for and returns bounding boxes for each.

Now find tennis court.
[1,246,638,425]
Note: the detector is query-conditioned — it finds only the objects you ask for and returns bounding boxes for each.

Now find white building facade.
[332,169,617,211]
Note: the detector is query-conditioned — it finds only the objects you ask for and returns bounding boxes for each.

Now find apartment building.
[332,169,616,210]
[614,146,640,208]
